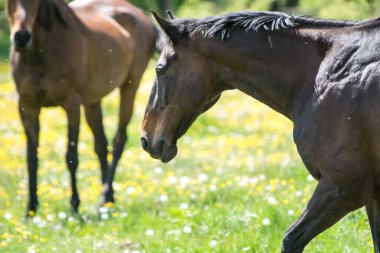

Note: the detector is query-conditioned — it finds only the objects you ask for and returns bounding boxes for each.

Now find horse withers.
[142,11,380,252]
[6,0,158,216]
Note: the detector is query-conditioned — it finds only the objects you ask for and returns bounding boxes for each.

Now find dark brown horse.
[5,0,159,216]
[142,11,380,252]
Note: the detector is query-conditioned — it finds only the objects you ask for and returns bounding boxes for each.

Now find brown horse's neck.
[21,0,76,63]
[192,29,331,120]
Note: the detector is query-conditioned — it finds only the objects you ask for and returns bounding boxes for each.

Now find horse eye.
[156,65,166,75]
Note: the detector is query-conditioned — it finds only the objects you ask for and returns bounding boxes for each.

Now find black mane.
[37,0,70,31]
[173,11,380,40]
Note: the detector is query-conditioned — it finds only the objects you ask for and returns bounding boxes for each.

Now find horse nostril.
[14,31,32,49]
[141,137,148,151]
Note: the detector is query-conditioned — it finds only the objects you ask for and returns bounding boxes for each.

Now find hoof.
[71,201,80,215]
[25,202,39,218]
[102,183,115,205]
[99,199,115,208]
[25,210,36,219]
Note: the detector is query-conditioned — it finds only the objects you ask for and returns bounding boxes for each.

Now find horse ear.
[151,10,184,44]
[166,10,177,20]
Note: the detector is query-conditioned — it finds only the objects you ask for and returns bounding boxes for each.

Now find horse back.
[70,0,156,59]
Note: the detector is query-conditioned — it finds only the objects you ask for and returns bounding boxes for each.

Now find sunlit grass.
[0,62,373,252]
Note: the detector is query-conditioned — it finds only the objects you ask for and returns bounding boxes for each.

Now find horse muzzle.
[13,30,32,51]
[141,136,178,163]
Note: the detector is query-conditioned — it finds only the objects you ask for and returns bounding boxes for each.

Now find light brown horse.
[6,0,159,216]
[142,11,380,252]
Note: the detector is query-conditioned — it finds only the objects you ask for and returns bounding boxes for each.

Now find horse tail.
[153,23,168,53]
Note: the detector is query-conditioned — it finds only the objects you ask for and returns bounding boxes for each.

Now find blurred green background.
[0,1,378,252]
[1,0,380,62]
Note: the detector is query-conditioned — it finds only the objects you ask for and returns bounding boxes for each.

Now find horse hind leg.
[282,175,371,253]
[84,103,109,198]
[102,72,141,204]
[366,198,380,253]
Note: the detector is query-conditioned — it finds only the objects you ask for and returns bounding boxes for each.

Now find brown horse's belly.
[78,61,129,105]
[16,74,72,107]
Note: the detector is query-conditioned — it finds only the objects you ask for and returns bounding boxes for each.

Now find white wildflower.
[32,216,41,224]
[180,176,190,188]
[145,229,154,236]
[167,176,177,185]
[159,195,168,202]
[262,218,270,226]
[180,203,189,210]
[183,225,192,234]
[154,167,163,174]
[58,212,67,219]
[101,213,109,220]
[209,240,218,248]
[46,214,54,222]
[268,197,277,205]
[198,173,209,182]
[126,186,136,195]
[259,174,266,181]
[4,213,12,220]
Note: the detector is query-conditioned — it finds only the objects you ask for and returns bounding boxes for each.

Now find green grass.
[0,63,373,252]
[0,25,10,62]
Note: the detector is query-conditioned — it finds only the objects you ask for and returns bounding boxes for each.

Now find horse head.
[141,12,223,162]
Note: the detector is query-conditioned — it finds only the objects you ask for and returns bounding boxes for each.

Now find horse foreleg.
[366,199,380,253]
[104,78,140,204]
[19,103,40,217]
[84,103,109,200]
[63,99,81,214]
[282,175,371,253]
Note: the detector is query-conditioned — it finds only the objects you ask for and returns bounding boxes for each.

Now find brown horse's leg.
[84,103,109,192]
[366,200,380,253]
[19,103,40,217]
[63,100,81,214]
[103,76,140,204]
[282,176,371,253]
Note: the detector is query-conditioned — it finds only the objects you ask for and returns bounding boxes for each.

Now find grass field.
[0,62,374,253]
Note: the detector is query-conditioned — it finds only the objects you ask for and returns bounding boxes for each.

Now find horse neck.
[17,0,79,65]
[192,29,329,120]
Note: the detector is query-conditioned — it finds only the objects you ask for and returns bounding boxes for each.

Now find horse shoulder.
[293,60,380,182]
